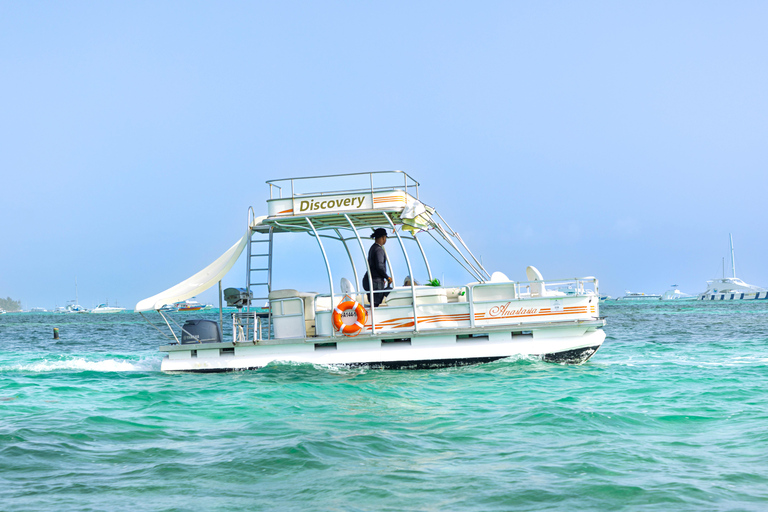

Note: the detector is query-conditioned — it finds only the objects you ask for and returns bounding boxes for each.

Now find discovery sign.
[293,193,372,214]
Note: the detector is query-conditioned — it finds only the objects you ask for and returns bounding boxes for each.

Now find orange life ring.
[332,299,367,336]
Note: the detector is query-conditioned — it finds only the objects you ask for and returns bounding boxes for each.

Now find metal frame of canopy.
[136,171,493,343]
[245,170,491,340]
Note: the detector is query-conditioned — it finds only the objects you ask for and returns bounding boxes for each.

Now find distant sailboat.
[67,278,89,313]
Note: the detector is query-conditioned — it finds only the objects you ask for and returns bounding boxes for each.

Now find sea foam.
[4,356,159,373]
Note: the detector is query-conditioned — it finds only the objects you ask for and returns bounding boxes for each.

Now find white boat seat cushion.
[526,266,547,297]
[491,271,510,282]
[269,289,318,320]
[340,277,355,294]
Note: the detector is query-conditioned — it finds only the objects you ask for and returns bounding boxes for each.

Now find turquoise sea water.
[1,303,767,511]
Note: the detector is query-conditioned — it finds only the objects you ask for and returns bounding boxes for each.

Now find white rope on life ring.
[332,298,367,336]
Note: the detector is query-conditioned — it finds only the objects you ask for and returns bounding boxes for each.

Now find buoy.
[53,327,59,339]
[332,298,367,336]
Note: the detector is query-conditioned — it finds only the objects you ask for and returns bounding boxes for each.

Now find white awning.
[134,229,251,312]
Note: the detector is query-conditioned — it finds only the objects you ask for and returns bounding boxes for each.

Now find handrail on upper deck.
[266,171,420,200]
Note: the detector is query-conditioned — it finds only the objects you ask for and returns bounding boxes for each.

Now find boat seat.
[386,286,448,307]
[340,277,355,295]
[269,289,319,336]
[491,271,510,282]
[526,266,547,297]
[360,291,385,307]
[445,287,468,303]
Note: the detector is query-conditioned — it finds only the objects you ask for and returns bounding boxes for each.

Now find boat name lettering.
[299,196,366,212]
[488,302,539,317]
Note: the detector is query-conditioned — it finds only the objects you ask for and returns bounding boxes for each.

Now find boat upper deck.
[259,171,423,233]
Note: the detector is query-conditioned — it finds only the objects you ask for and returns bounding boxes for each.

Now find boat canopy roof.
[257,170,434,234]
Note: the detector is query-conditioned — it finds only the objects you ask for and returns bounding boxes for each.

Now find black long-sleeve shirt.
[367,243,389,280]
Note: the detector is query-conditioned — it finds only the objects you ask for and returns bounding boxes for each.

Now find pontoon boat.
[136,171,606,372]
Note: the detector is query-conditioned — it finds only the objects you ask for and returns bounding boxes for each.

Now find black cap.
[370,228,388,239]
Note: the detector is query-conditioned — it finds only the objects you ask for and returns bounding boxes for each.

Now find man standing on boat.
[363,228,393,307]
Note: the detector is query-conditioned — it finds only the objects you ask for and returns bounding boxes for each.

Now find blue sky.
[1,1,767,309]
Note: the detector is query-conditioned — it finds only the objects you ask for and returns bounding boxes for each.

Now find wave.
[1,355,160,373]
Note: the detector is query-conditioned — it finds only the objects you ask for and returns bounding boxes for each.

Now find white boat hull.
[698,292,768,301]
[160,323,605,372]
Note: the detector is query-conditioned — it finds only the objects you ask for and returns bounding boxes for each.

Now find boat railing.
[188,278,597,344]
[310,289,392,336]
[509,277,599,299]
[231,310,269,343]
[306,276,598,336]
[266,170,420,201]
[313,289,457,336]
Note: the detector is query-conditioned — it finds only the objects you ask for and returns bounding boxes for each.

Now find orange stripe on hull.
[364,313,471,330]
[360,306,591,330]
[477,308,588,321]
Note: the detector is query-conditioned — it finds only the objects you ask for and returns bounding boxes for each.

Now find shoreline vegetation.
[0,297,22,312]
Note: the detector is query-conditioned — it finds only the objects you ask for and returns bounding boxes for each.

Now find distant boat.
[91,302,126,314]
[700,278,768,300]
[174,300,210,311]
[53,306,68,314]
[599,295,612,302]
[698,234,767,301]
[660,285,696,301]
[617,291,661,301]
[66,278,89,313]
[30,307,47,312]
[158,300,209,312]
[66,302,89,313]
[0,308,6,315]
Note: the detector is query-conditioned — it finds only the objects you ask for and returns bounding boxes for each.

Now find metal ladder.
[246,226,273,340]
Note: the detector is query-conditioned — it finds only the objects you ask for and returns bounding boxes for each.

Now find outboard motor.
[181,319,222,344]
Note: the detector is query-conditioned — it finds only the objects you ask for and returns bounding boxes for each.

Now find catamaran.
[136,171,606,372]
[698,234,767,300]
